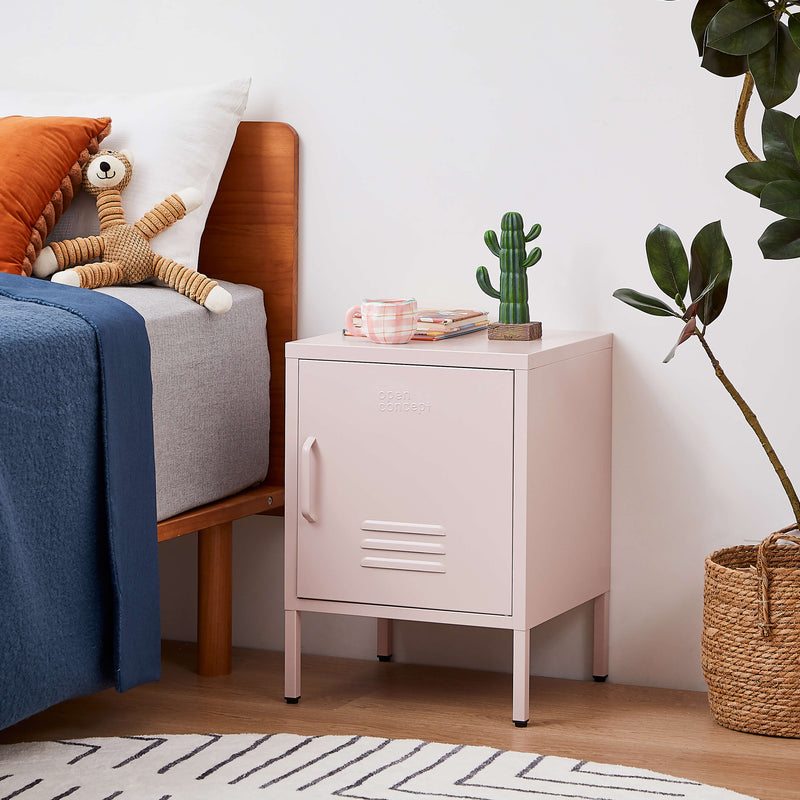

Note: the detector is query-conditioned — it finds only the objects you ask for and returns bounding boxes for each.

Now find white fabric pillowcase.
[0,78,251,272]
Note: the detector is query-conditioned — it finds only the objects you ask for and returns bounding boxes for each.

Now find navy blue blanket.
[0,273,160,730]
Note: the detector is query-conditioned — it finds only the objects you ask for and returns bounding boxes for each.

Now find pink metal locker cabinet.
[284,330,612,726]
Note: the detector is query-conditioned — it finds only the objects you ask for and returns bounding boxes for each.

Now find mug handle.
[344,305,365,337]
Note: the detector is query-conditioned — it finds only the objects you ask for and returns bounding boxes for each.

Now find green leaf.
[758,217,800,257]
[686,275,719,319]
[725,159,800,195]
[789,13,800,49]
[612,288,681,318]
[689,221,732,325]
[645,224,689,302]
[693,0,750,75]
[692,0,731,55]
[702,44,750,75]
[762,107,798,166]
[748,23,800,108]
[791,114,800,163]
[706,0,777,56]
[760,179,800,218]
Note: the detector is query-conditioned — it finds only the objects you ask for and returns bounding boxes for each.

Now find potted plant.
[614,0,800,737]
[475,211,543,340]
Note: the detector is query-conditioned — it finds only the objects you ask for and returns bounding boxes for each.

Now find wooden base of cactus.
[488,321,542,341]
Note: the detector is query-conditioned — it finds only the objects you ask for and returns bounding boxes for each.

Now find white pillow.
[0,78,250,272]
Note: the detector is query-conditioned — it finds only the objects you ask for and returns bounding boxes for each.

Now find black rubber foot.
[593,675,608,682]
[377,655,392,662]
[285,696,300,704]
[513,720,528,728]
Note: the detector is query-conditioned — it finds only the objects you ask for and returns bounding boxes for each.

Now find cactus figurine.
[476,212,543,340]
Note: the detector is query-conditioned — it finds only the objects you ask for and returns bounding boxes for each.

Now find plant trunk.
[735,72,761,163]
[695,330,800,527]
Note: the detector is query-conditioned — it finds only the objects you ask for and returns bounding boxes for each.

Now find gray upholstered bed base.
[97,280,270,521]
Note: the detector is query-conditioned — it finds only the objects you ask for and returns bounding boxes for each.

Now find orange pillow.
[0,115,110,276]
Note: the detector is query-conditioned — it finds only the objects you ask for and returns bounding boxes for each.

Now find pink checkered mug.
[344,298,419,344]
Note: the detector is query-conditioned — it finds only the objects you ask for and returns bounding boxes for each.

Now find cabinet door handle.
[300,436,317,522]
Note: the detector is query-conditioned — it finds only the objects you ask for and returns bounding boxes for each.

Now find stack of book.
[412,309,489,340]
[344,308,489,341]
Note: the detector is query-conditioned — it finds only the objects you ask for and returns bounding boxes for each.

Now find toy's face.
[83,149,134,195]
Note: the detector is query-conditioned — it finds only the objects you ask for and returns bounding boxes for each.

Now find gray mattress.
[97,280,270,521]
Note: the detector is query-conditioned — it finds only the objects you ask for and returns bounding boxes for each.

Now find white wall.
[6,0,800,693]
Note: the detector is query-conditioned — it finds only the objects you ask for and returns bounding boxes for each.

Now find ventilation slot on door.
[361,557,446,573]
[361,538,445,555]
[359,520,446,573]
[361,520,445,536]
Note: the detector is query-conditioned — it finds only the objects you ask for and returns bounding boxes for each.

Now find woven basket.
[702,526,800,737]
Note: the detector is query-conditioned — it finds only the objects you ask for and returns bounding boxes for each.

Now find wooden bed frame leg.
[197,522,233,676]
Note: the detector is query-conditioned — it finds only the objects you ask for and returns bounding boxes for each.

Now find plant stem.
[735,72,761,163]
[694,329,800,526]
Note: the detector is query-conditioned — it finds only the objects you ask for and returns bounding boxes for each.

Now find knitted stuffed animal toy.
[33,149,232,313]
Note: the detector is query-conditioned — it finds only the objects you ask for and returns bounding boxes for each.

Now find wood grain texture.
[157,484,284,541]
[197,120,298,491]
[1,643,797,800]
[197,524,233,676]
[488,321,542,340]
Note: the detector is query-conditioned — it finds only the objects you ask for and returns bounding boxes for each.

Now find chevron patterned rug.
[0,732,757,799]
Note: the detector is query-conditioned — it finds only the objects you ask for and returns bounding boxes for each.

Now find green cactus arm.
[484,229,501,257]
[523,246,542,268]
[476,266,500,298]
[525,223,542,242]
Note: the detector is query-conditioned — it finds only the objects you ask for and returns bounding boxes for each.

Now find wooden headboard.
[199,121,299,489]
[158,121,298,541]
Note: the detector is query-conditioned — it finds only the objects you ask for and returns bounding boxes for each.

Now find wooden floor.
[2,641,798,799]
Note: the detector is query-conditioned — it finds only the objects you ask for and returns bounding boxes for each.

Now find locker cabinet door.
[296,358,514,615]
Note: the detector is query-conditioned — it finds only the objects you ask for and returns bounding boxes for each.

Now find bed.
[0,102,298,727]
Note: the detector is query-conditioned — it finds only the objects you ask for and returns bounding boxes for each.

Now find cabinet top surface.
[286,330,612,369]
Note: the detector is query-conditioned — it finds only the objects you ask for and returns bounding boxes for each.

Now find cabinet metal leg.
[377,618,393,661]
[593,591,609,681]
[512,628,530,727]
[285,610,301,702]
